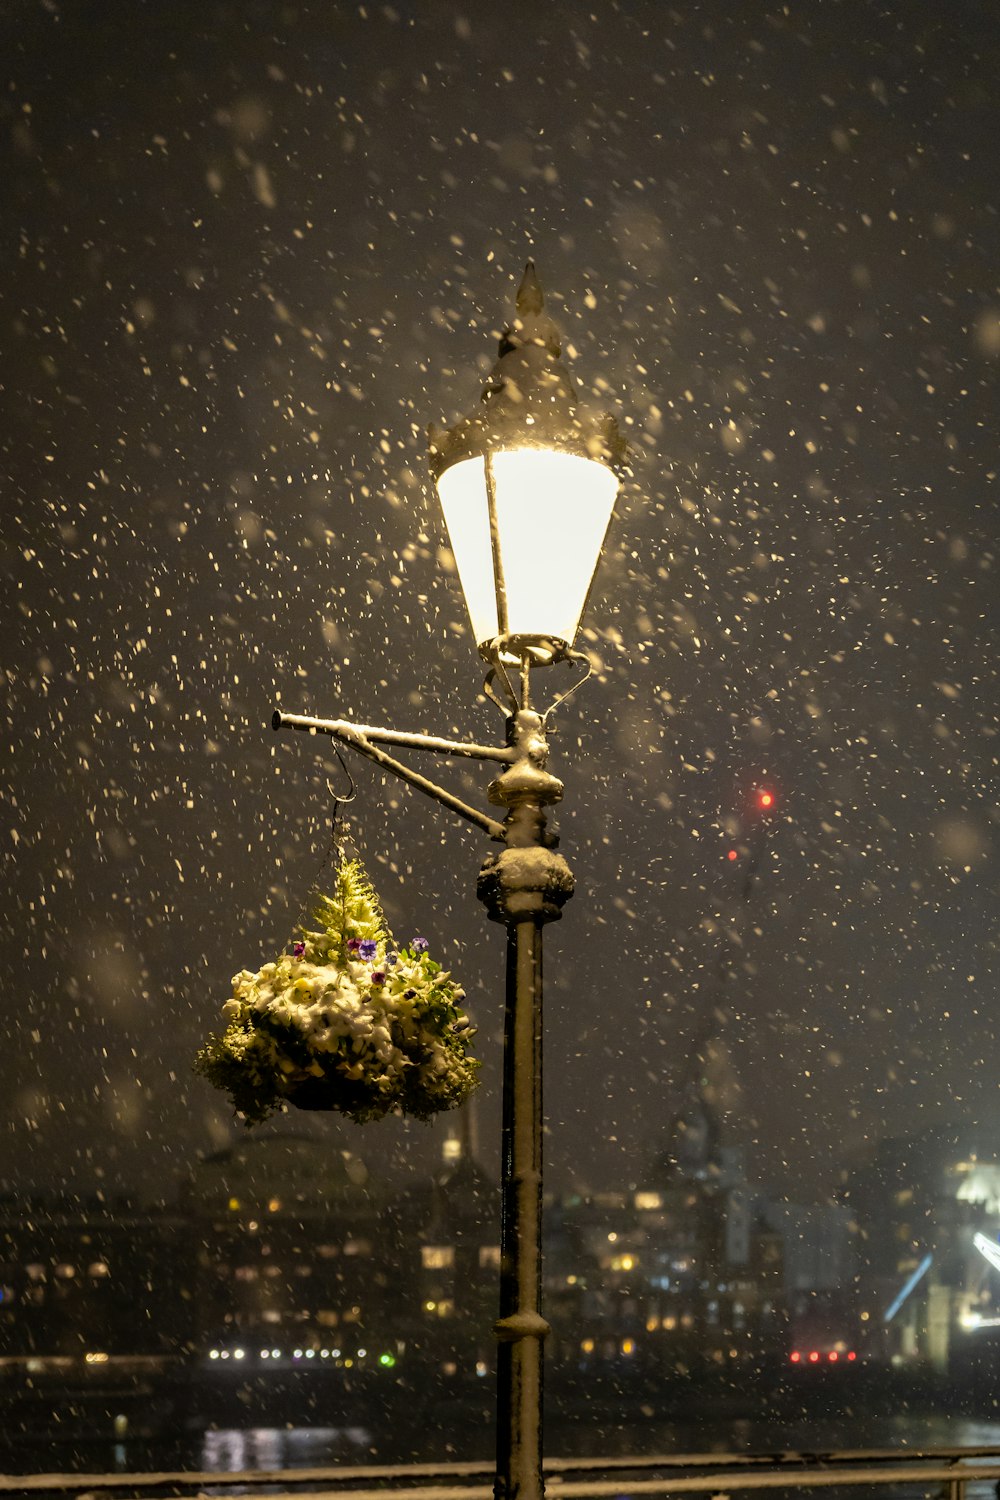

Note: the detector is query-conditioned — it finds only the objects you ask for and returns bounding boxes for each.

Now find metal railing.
[5,1448,1000,1500]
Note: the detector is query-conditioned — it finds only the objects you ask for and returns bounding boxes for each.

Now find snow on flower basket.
[195,859,479,1126]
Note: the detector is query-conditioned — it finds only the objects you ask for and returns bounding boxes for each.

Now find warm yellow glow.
[436,449,619,649]
[421,1245,455,1270]
[634,1192,663,1211]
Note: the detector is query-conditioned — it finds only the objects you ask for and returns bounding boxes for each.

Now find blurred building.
[181,1132,409,1366]
[0,1113,862,1385]
[846,1128,1000,1373]
[0,1193,193,1360]
[544,1082,786,1375]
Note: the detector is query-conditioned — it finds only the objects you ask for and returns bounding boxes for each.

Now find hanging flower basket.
[194,860,479,1126]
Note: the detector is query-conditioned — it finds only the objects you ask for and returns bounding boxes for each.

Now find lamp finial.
[516,260,545,318]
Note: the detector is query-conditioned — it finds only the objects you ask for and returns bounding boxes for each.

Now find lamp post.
[273,261,627,1500]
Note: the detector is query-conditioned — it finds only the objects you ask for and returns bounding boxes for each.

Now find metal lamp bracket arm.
[540,649,593,727]
[271,709,508,841]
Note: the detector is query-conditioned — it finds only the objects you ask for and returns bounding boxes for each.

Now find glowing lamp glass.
[758,791,774,809]
[436,448,619,652]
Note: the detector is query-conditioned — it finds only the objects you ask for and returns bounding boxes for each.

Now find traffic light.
[757,789,774,810]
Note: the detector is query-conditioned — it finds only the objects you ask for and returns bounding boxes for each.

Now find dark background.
[2,0,998,1203]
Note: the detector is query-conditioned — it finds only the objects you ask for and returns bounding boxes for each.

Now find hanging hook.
[325,743,357,808]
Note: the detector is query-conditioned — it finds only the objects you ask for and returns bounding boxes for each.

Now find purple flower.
[358,938,378,961]
[385,952,398,968]
[346,937,362,954]
[403,989,416,999]
[370,970,386,986]
[292,940,306,957]
[411,937,429,954]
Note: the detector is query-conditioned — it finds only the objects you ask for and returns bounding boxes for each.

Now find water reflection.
[193,1415,1000,1473]
[202,1424,373,1472]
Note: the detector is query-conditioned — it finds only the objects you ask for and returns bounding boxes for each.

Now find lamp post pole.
[479,701,574,1500]
[273,261,626,1500]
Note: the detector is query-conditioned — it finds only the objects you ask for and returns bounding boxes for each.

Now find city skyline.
[3,0,999,1203]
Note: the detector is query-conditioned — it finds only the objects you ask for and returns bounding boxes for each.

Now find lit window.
[54,1264,76,1280]
[344,1240,371,1257]
[421,1246,455,1270]
[87,1262,110,1279]
[479,1246,501,1269]
[634,1192,663,1211]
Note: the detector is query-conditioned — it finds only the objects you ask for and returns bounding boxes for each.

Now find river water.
[193,1412,1000,1476]
[9,1384,1000,1478]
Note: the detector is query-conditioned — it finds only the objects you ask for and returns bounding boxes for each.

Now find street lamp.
[429,260,625,671]
[273,261,627,1500]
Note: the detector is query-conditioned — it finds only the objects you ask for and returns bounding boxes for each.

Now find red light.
[847,1351,857,1362]
[808,1351,820,1363]
[828,1351,838,1362]
[790,1351,801,1363]
[727,850,738,862]
[758,791,774,809]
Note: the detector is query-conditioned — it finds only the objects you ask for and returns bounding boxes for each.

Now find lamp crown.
[427,256,628,480]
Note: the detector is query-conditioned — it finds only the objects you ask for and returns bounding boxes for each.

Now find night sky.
[4,0,999,1205]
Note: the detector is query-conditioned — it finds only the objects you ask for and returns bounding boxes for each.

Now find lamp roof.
[428,260,627,478]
